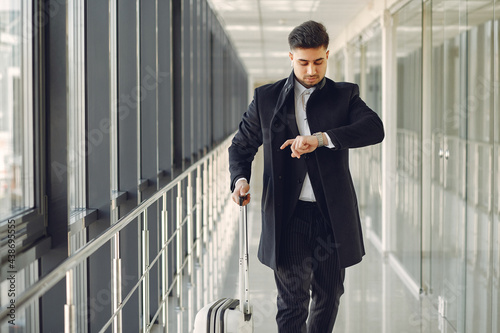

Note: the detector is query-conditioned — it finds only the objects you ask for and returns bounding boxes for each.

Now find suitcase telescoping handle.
[239,196,251,320]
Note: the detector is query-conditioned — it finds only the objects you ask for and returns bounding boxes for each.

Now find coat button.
[278,175,282,180]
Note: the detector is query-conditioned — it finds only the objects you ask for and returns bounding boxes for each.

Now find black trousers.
[274,201,345,333]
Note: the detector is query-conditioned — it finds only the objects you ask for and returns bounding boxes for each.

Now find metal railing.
[0,135,239,332]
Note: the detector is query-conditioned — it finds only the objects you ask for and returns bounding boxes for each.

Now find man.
[228,21,384,332]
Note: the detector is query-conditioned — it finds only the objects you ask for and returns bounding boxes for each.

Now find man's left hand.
[280,135,319,158]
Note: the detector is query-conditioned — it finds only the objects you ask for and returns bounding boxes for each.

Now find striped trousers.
[274,200,345,333]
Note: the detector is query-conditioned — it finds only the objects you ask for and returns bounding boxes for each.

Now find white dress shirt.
[294,79,334,202]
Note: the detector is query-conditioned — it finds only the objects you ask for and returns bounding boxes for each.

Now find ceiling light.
[265,26,295,32]
[226,25,260,31]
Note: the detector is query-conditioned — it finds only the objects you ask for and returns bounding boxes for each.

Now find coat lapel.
[271,72,294,123]
[270,71,300,142]
[286,100,299,138]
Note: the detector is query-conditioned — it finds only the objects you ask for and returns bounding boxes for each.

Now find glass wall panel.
[364,27,382,115]
[183,0,193,165]
[464,1,498,331]
[0,261,39,332]
[67,2,89,330]
[492,8,499,332]
[67,0,86,214]
[329,1,500,332]
[429,0,468,330]
[393,0,422,284]
[0,4,43,329]
[363,27,383,240]
[348,25,383,243]
[429,2,446,324]
[348,39,365,231]
[331,50,345,81]
[0,1,34,220]
[350,40,362,84]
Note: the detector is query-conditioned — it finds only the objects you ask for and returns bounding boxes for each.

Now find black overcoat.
[229,71,385,270]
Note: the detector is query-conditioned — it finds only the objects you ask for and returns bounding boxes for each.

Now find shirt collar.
[294,79,316,98]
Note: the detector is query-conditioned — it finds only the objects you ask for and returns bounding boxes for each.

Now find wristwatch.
[313,132,324,148]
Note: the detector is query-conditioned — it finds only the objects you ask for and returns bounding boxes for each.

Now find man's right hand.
[232,179,251,206]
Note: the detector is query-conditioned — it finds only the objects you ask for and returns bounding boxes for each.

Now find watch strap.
[313,132,324,148]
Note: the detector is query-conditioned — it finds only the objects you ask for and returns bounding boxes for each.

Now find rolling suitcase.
[193,197,253,333]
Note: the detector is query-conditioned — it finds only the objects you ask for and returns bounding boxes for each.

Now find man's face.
[289,47,329,88]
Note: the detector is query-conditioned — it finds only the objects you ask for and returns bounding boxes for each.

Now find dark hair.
[288,21,329,50]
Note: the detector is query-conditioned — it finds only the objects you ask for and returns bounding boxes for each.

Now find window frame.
[0,0,48,273]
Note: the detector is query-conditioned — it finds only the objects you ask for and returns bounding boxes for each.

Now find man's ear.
[289,51,294,61]
[326,50,330,60]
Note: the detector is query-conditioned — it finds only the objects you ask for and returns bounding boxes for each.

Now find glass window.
[429,0,468,330]
[67,1,88,330]
[0,261,39,332]
[363,26,383,240]
[393,0,423,285]
[0,1,34,221]
[349,39,362,85]
[365,27,382,115]
[464,2,497,331]
[345,24,383,245]
[331,50,345,82]
[67,0,86,214]
[493,11,499,333]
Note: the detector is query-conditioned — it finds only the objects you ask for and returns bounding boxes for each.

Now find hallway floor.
[237,150,425,332]
[156,150,450,333]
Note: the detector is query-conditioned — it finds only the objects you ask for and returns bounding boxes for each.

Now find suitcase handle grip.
[238,195,251,317]
[239,195,248,206]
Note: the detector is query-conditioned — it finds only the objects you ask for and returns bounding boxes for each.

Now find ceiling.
[208,0,373,84]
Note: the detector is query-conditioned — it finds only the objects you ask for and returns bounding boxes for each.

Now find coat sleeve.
[326,84,385,150]
[228,92,263,192]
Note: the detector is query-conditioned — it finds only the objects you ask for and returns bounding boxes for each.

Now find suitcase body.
[193,199,253,333]
[193,298,252,333]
